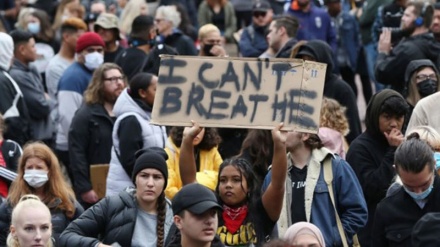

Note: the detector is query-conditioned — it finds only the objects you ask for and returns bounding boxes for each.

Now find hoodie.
[297,40,361,143]
[0,33,31,145]
[346,89,406,247]
[106,88,167,197]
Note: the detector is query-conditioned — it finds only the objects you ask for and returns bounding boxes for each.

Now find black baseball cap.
[172,183,222,215]
[253,0,271,12]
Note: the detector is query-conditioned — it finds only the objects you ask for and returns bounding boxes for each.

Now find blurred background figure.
[119,0,148,36]
[198,0,236,44]
[94,13,124,62]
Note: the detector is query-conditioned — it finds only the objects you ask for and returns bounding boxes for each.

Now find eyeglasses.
[104,76,125,83]
[416,74,437,81]
[253,11,267,18]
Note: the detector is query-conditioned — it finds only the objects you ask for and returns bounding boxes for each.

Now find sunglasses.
[253,11,267,18]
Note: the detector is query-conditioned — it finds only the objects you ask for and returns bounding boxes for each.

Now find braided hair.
[156,192,167,247]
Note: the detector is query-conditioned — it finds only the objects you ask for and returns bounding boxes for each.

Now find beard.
[400,22,416,37]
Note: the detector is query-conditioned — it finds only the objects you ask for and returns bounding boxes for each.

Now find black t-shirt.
[114,47,147,81]
[104,46,125,63]
[210,7,225,33]
[290,165,307,223]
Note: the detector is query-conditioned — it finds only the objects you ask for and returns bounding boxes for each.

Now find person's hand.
[98,243,112,247]
[210,45,228,57]
[182,120,204,140]
[384,128,404,147]
[271,123,287,145]
[81,190,99,204]
[378,28,392,54]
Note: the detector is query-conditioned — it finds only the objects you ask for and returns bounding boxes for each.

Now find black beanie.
[132,147,169,188]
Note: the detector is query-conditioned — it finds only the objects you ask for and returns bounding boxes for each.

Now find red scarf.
[222,204,248,234]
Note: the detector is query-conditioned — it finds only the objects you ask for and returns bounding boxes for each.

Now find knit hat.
[132,147,169,187]
[75,32,105,53]
[0,33,14,71]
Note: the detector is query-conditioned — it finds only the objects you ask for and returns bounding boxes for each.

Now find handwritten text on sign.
[151,56,327,133]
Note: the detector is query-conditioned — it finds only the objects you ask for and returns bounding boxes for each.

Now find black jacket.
[162,30,197,56]
[346,89,406,247]
[297,40,361,143]
[372,176,440,247]
[59,189,172,247]
[68,103,115,195]
[375,33,440,94]
[0,69,31,145]
[0,198,83,246]
[275,38,298,58]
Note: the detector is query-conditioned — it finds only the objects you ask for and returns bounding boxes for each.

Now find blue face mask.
[27,22,40,34]
[434,152,440,170]
[404,180,434,201]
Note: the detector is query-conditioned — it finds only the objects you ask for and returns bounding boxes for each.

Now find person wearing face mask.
[372,134,440,247]
[0,142,84,246]
[55,32,105,184]
[198,24,227,57]
[401,59,440,133]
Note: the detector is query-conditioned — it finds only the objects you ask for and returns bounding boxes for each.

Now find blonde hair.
[6,195,53,247]
[319,97,350,136]
[406,125,440,152]
[155,5,181,28]
[119,0,148,34]
[8,142,76,218]
[15,8,35,30]
[198,24,220,41]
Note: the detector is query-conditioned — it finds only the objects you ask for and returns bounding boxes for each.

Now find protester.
[0,32,31,146]
[238,0,273,57]
[346,89,409,246]
[68,63,126,208]
[0,142,83,245]
[106,73,167,196]
[376,1,440,94]
[293,40,361,143]
[263,125,367,244]
[59,147,173,247]
[266,15,299,58]
[55,32,105,181]
[198,24,227,57]
[155,5,197,56]
[94,13,124,62]
[6,195,52,247]
[9,30,55,144]
[283,222,325,247]
[402,59,440,133]
[167,183,224,247]
[165,126,222,199]
[179,121,287,246]
[372,135,440,246]
[286,0,337,52]
[198,0,236,44]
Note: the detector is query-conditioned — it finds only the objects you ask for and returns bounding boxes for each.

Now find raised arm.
[262,123,287,221]
[179,121,203,185]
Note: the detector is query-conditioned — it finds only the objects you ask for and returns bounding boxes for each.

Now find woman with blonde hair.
[6,194,52,247]
[119,0,148,35]
[0,142,83,245]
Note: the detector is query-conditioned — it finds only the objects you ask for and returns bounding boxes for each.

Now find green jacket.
[197,1,237,43]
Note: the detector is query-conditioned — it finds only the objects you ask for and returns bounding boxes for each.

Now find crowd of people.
[2,0,440,246]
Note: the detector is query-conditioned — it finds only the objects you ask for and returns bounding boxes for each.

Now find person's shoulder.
[416,91,440,107]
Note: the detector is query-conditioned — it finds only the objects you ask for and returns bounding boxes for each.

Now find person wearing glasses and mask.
[238,0,273,57]
[68,63,126,209]
[198,24,227,57]
[55,32,105,185]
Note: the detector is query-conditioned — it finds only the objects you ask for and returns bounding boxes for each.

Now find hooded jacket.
[346,89,406,247]
[375,33,440,94]
[106,89,167,196]
[297,40,361,143]
[0,33,30,145]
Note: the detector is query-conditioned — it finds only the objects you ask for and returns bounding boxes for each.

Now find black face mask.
[417,79,437,97]
[203,44,215,56]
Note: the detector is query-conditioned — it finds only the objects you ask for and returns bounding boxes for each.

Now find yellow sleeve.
[164,147,182,200]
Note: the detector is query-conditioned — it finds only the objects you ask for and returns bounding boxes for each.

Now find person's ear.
[174,215,183,230]
[10,225,16,237]
[301,133,310,142]
[138,88,147,99]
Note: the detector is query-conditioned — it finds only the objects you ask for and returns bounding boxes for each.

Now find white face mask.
[23,170,49,189]
[84,51,104,70]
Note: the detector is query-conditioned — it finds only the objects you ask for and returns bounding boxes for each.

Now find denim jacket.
[263,148,368,247]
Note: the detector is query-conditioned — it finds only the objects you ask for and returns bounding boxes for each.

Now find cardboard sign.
[90,164,109,199]
[151,56,327,133]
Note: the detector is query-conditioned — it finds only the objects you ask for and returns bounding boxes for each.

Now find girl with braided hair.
[59,147,173,247]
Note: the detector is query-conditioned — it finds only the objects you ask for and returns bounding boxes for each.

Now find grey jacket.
[9,59,55,140]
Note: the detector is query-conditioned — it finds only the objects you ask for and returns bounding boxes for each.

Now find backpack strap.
[323,156,349,247]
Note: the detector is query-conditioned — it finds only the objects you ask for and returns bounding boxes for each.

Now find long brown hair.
[8,142,76,218]
[407,67,440,106]
[31,9,55,42]
[156,193,166,247]
[84,63,126,105]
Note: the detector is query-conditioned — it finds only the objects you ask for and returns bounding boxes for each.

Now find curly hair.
[169,126,221,150]
[319,97,350,136]
[84,63,126,105]
[8,142,77,219]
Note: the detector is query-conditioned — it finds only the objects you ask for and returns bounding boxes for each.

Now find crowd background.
[2,0,440,246]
